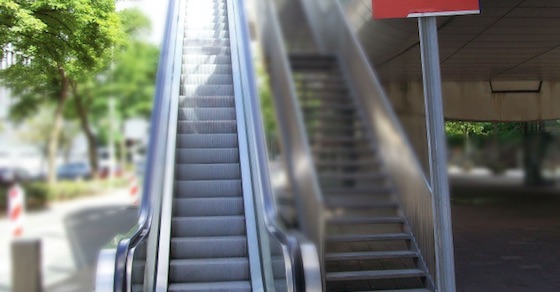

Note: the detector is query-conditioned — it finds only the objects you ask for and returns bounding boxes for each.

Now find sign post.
[372,1,480,291]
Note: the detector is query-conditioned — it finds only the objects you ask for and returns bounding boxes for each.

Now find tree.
[0,0,122,185]
[445,121,489,167]
[69,8,158,171]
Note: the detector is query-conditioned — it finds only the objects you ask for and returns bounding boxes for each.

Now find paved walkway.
[0,188,138,291]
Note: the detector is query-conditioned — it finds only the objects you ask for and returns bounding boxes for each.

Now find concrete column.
[11,238,42,292]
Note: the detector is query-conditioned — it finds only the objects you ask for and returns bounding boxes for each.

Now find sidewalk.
[0,188,138,291]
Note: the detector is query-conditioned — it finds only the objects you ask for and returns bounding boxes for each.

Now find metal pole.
[11,238,42,292]
[418,16,456,292]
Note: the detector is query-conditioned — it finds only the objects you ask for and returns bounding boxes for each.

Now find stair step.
[169,281,251,292]
[174,180,242,198]
[171,236,247,259]
[183,54,231,65]
[175,163,240,180]
[172,216,245,237]
[326,233,411,242]
[327,216,404,225]
[176,133,238,148]
[325,250,418,261]
[179,96,235,108]
[169,258,249,283]
[319,172,386,181]
[324,185,393,195]
[183,74,233,85]
[176,148,239,164]
[183,64,233,75]
[326,268,426,281]
[178,108,236,121]
[173,197,244,217]
[325,197,397,209]
[184,46,231,55]
[177,120,237,134]
[182,84,234,96]
[185,23,229,31]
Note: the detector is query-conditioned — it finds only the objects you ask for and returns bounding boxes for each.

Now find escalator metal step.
[176,148,239,164]
[326,250,417,261]
[169,258,250,283]
[179,96,235,108]
[171,236,247,259]
[176,133,238,148]
[184,38,230,47]
[175,163,240,180]
[178,108,236,121]
[184,45,230,55]
[184,30,230,39]
[168,281,251,292]
[174,179,242,198]
[184,55,231,65]
[177,120,237,134]
[172,216,246,237]
[326,268,426,281]
[183,64,233,75]
[182,84,234,96]
[183,74,233,85]
[173,197,244,216]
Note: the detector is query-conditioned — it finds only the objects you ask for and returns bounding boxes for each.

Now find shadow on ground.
[47,205,137,292]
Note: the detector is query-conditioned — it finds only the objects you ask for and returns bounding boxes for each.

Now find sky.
[117,0,169,45]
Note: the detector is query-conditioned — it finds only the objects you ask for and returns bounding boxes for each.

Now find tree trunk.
[47,68,69,186]
[72,84,99,178]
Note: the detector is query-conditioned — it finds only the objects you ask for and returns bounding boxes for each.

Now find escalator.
[257,0,454,291]
[96,0,321,291]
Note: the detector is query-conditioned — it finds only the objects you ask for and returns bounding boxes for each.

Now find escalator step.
[168,281,251,292]
[176,148,239,164]
[326,268,426,281]
[174,179,242,197]
[171,236,247,259]
[179,96,235,108]
[173,197,244,216]
[175,163,240,180]
[184,46,230,55]
[183,64,233,75]
[169,258,250,283]
[184,38,230,47]
[172,216,245,237]
[178,108,236,121]
[182,84,234,96]
[177,120,237,134]
[176,133,238,148]
[327,216,404,225]
[183,74,233,85]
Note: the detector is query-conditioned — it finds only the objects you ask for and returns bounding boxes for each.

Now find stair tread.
[326,250,418,261]
[327,216,404,224]
[327,233,411,242]
[169,281,251,291]
[326,268,426,281]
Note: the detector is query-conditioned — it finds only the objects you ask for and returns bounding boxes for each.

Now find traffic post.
[128,173,140,206]
[8,184,25,238]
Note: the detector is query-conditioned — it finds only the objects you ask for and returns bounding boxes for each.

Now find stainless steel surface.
[258,0,326,270]
[418,16,456,291]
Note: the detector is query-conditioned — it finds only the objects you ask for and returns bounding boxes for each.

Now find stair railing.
[255,0,325,289]
[298,0,456,290]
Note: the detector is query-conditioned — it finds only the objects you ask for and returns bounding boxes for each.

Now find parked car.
[57,162,92,181]
[0,167,32,185]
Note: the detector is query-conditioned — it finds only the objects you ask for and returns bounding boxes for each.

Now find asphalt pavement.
[0,188,137,292]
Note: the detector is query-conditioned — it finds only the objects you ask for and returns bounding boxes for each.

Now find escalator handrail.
[112,1,181,290]
[230,0,321,290]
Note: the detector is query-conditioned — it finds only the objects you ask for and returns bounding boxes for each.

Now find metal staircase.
[290,54,432,291]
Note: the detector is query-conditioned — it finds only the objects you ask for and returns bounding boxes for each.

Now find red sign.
[372,0,480,19]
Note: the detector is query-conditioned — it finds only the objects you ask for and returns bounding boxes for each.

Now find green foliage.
[445,121,489,138]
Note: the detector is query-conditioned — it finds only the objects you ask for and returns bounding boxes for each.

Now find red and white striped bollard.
[8,184,25,238]
[128,174,140,206]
